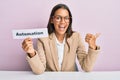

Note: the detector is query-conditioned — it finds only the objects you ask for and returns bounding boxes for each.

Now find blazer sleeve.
[26,38,46,74]
[76,33,100,72]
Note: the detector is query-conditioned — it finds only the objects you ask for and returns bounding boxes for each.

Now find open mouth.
[59,25,66,31]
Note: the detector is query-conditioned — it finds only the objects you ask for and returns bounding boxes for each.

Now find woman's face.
[52,8,70,36]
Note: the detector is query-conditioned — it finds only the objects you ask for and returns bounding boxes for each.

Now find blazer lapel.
[61,37,72,70]
[49,33,60,71]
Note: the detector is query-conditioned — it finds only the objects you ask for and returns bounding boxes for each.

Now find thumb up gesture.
[85,33,100,50]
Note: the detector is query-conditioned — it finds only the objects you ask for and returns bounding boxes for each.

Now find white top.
[55,36,65,69]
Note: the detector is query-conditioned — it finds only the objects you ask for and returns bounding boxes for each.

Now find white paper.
[12,28,48,39]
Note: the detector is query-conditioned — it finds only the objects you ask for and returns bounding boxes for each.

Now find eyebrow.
[54,15,70,17]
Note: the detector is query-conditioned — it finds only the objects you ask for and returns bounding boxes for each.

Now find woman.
[22,4,100,74]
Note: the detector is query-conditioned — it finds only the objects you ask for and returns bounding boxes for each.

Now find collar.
[55,35,66,46]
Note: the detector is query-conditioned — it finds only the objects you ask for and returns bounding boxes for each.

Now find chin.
[58,31,66,35]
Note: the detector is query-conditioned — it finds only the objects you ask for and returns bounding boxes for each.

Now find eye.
[55,16,61,20]
[64,17,70,20]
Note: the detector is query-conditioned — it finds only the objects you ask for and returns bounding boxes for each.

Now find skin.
[51,8,70,43]
[22,8,100,57]
[85,33,100,49]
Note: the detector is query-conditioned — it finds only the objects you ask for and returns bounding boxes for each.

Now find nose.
[60,17,65,23]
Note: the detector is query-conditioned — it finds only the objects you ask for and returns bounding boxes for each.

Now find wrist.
[27,51,36,58]
[89,45,97,50]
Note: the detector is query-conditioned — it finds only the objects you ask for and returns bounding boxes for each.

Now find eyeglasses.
[52,15,71,23]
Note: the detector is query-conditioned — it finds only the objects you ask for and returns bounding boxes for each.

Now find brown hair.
[47,4,73,38]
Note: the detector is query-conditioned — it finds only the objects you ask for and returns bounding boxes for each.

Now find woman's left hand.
[85,33,100,50]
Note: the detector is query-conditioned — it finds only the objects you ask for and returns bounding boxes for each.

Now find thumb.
[95,33,101,38]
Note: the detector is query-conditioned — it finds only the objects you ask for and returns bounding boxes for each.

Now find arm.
[22,38,46,74]
[76,33,100,72]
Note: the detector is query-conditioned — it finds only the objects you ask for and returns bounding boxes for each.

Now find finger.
[24,44,33,52]
[86,33,92,36]
[25,37,32,42]
[85,38,90,42]
[95,33,101,38]
[22,38,33,45]
[85,34,91,39]
[24,46,29,52]
[86,33,93,40]
[24,37,32,42]
[22,37,32,45]
[22,41,33,49]
[85,39,89,42]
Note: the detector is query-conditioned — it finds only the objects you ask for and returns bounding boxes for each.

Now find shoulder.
[37,32,54,42]
[68,32,83,43]
[38,36,49,43]
[70,31,82,39]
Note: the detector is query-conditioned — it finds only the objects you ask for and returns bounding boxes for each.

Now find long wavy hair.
[47,4,73,38]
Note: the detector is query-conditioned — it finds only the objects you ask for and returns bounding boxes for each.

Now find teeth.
[59,26,65,30]
[60,25,65,27]
[59,26,64,28]
[60,26,64,28]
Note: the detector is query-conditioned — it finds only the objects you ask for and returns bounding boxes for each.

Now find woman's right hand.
[22,37,35,57]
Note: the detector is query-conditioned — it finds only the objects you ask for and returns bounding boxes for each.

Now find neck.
[55,33,65,43]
